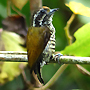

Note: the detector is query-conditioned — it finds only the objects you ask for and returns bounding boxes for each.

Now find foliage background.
[0,0,90,90]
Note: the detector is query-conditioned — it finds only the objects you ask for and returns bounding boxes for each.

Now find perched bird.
[27,6,60,84]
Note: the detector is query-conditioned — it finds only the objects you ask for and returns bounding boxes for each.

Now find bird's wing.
[26,26,51,70]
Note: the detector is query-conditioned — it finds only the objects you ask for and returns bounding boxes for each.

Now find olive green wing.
[26,26,51,70]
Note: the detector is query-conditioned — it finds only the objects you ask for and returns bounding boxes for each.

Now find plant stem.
[33,64,68,90]
[64,14,75,45]
[42,64,68,89]
[7,0,11,16]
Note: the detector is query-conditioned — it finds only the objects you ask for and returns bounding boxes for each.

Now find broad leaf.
[61,23,90,56]
[0,31,27,84]
[11,0,28,10]
[2,31,26,51]
[66,1,90,17]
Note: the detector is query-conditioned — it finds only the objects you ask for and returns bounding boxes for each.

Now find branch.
[0,51,90,64]
[0,51,27,62]
[52,56,90,64]
[0,51,90,89]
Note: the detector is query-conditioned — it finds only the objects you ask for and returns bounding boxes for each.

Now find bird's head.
[32,6,58,27]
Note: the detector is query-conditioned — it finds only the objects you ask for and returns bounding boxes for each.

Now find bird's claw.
[54,53,63,64]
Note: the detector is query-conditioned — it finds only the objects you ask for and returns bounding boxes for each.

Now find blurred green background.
[0,0,90,90]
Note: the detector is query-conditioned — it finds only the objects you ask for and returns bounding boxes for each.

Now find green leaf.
[0,4,7,18]
[61,23,90,56]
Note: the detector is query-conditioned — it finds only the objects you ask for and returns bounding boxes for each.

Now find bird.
[26,6,60,84]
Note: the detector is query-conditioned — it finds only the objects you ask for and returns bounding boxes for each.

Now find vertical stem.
[7,0,11,16]
[64,14,75,45]
[30,0,42,16]
[29,0,42,26]
[42,64,68,89]
[11,5,23,16]
[33,64,68,90]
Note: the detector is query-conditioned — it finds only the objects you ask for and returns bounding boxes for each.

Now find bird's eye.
[40,10,47,15]
[41,10,45,13]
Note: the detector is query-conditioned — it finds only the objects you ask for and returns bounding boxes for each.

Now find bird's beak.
[48,8,59,17]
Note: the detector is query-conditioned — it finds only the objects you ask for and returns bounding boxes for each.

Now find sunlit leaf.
[1,31,26,51]
[0,31,27,84]
[61,23,90,56]
[66,1,90,17]
[11,0,28,10]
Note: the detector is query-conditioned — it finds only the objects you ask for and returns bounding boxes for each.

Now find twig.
[19,64,32,88]
[11,5,23,16]
[64,13,75,45]
[76,64,90,76]
[56,56,90,64]
[0,53,27,62]
[0,51,90,64]
[0,51,27,55]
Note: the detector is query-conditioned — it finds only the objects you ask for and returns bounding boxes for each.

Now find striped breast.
[40,23,56,67]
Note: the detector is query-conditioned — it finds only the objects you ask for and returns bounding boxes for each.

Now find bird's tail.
[34,64,44,84]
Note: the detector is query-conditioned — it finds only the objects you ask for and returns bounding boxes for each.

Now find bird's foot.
[54,53,63,64]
